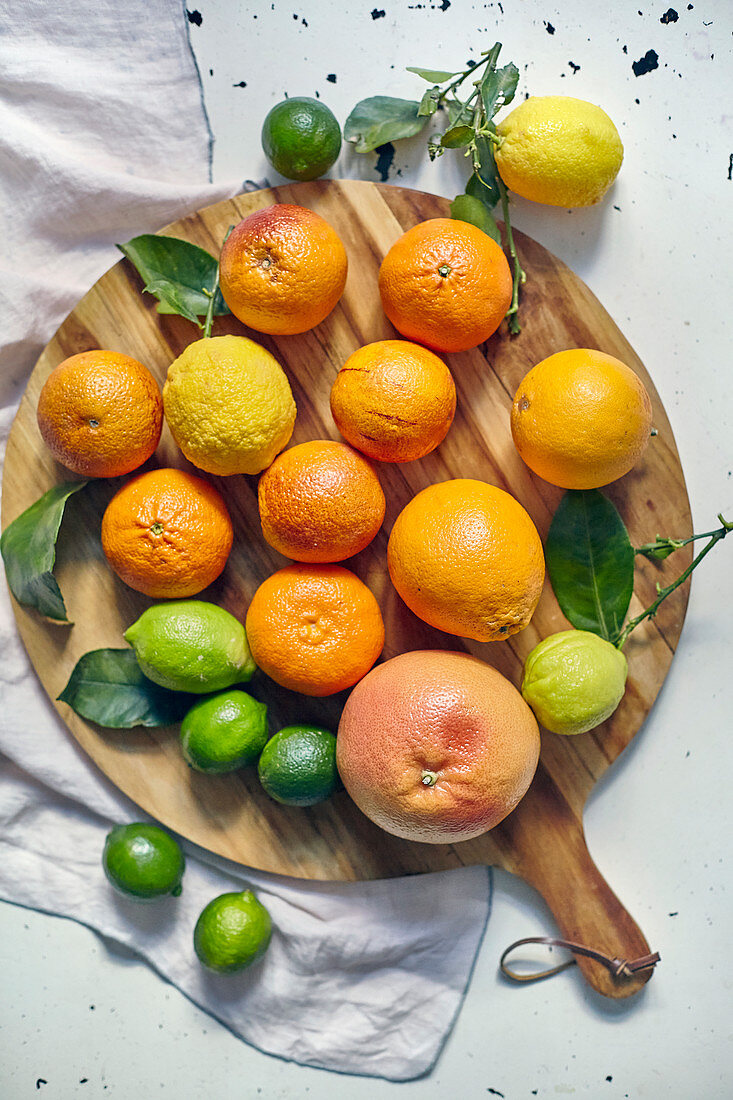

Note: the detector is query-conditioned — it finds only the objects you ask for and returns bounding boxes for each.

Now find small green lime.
[521,629,628,736]
[181,690,268,774]
[258,724,339,807]
[124,600,255,694]
[194,890,272,973]
[262,96,342,182]
[103,823,185,900]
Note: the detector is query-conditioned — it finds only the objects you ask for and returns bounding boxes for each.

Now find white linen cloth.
[0,0,492,1081]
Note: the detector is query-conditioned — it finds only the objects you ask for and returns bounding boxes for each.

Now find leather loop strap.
[499,936,661,983]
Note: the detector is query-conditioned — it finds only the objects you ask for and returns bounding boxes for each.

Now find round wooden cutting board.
[2,181,692,998]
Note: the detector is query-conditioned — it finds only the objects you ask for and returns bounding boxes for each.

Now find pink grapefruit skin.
[336,649,540,844]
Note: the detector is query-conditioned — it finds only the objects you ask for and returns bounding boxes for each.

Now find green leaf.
[441,125,475,149]
[344,97,427,153]
[546,490,635,643]
[58,649,195,728]
[479,62,519,121]
[470,137,502,206]
[418,87,441,117]
[116,235,230,326]
[406,66,458,83]
[1,481,87,622]
[450,194,501,243]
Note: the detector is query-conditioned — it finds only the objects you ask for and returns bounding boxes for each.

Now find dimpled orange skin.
[510,349,654,490]
[258,440,386,563]
[245,563,385,697]
[387,479,545,642]
[329,340,457,463]
[377,218,513,354]
[336,650,540,843]
[219,203,348,335]
[36,350,163,478]
[101,468,233,599]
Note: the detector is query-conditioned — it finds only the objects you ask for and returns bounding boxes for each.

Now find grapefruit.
[336,650,540,844]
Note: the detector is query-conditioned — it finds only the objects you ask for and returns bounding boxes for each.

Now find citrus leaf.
[441,124,475,149]
[58,649,195,728]
[417,87,441,117]
[344,97,427,153]
[117,235,230,325]
[450,194,501,243]
[1,481,87,622]
[406,66,458,83]
[546,490,635,643]
[479,61,519,120]
[470,137,502,205]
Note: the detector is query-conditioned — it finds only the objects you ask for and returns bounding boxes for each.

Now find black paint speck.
[36,1083,47,1091]
[545,20,555,33]
[371,7,386,18]
[623,43,628,53]
[635,97,640,103]
[633,49,659,75]
[80,1080,89,1085]
[487,1090,505,1098]
[233,81,248,88]
[606,1076,613,1083]
[327,73,337,83]
[89,1005,95,1010]
[186,9,202,26]
[660,7,679,22]
[568,60,580,73]
[669,911,679,916]
[209,68,213,76]
[613,204,621,210]
[375,142,395,181]
[440,0,451,10]
[727,153,732,181]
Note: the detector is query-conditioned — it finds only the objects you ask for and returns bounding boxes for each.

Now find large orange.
[245,563,384,696]
[329,339,456,463]
[101,468,233,599]
[510,348,653,489]
[219,203,348,335]
[336,650,540,843]
[36,350,163,478]
[378,218,512,353]
[387,479,544,642]
[258,440,385,563]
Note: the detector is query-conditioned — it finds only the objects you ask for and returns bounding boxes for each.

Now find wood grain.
[1,181,693,998]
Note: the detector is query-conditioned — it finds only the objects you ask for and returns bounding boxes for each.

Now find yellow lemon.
[163,335,296,476]
[495,95,623,208]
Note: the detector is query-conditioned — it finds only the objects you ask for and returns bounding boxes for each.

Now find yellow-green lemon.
[495,96,623,208]
[180,690,268,773]
[521,629,627,735]
[163,335,296,476]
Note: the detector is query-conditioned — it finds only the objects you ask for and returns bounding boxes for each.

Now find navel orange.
[336,649,540,843]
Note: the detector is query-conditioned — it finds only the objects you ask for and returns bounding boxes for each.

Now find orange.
[329,340,456,463]
[258,440,385,563]
[101,468,233,599]
[336,650,540,843]
[510,348,654,489]
[387,479,544,642]
[377,218,512,353]
[36,350,163,478]
[245,563,384,696]
[219,203,348,335]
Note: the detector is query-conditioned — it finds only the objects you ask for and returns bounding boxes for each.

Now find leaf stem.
[202,225,234,339]
[615,514,732,648]
[497,176,526,334]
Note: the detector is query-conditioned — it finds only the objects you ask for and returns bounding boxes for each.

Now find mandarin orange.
[37,350,163,478]
[336,650,540,843]
[329,340,456,463]
[378,218,512,353]
[387,479,544,642]
[219,203,348,335]
[245,563,384,696]
[101,468,233,599]
[257,440,385,563]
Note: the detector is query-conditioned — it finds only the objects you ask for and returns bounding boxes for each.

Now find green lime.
[124,600,255,694]
[261,97,341,182]
[258,724,339,807]
[194,890,272,973]
[181,690,268,774]
[103,823,185,900]
[521,629,628,736]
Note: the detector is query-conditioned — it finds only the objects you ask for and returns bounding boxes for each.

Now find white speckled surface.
[2,1,732,1096]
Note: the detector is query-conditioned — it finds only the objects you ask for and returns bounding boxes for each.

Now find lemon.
[163,335,297,476]
[194,890,272,973]
[125,600,256,694]
[258,725,339,806]
[521,629,627,735]
[103,823,185,899]
[262,97,342,181]
[180,689,268,773]
[495,96,624,207]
